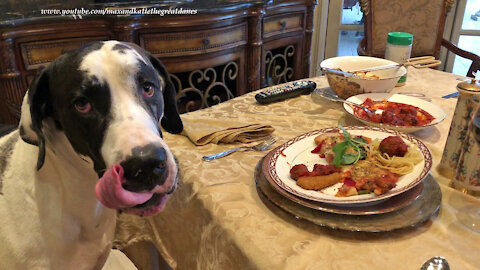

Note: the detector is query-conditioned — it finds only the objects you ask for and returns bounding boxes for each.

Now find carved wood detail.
[246,6,265,92]
[0,39,18,75]
[303,2,316,77]
[170,60,238,113]
[444,0,456,14]
[265,45,295,86]
[0,77,25,124]
[0,0,316,125]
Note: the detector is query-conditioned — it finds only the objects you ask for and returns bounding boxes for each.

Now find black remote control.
[255,80,316,104]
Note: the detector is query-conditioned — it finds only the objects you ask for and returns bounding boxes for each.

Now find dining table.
[114,67,480,270]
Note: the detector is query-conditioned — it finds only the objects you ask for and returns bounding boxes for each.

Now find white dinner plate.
[262,126,432,205]
[343,93,446,133]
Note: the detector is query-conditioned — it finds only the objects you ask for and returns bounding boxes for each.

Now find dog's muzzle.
[94,144,177,217]
[121,145,170,191]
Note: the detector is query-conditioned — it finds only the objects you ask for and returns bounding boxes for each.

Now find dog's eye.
[142,84,155,98]
[74,98,92,114]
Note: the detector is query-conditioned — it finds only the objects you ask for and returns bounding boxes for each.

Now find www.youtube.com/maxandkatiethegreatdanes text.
[40,7,198,17]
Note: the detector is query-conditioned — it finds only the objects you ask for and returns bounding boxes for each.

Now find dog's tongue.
[95,164,153,209]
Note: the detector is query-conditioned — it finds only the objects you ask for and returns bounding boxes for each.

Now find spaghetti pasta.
[365,139,423,175]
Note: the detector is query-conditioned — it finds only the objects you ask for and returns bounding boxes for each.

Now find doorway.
[446,0,480,76]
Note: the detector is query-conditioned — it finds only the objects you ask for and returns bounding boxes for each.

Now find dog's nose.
[120,144,169,192]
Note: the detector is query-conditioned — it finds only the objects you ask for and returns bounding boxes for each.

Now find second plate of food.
[343,93,446,133]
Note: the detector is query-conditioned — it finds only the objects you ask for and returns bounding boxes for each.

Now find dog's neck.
[36,120,116,235]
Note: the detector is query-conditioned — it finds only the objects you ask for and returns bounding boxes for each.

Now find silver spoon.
[420,256,450,270]
[319,89,376,116]
[321,63,403,77]
[348,63,404,73]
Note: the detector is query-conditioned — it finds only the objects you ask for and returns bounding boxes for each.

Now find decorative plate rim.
[262,126,432,204]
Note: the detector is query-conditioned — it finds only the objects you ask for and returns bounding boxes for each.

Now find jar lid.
[387,32,413,46]
[457,79,480,92]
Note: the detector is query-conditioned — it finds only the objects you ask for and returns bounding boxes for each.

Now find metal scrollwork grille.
[265,45,295,87]
[169,61,238,113]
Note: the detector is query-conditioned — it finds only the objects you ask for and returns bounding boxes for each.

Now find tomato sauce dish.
[343,93,445,133]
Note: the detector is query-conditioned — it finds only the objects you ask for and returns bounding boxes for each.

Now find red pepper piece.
[344,178,356,187]
[311,140,325,153]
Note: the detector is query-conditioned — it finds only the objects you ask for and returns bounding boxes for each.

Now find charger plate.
[255,157,442,232]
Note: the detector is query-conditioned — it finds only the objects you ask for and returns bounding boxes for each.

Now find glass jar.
[384,32,413,86]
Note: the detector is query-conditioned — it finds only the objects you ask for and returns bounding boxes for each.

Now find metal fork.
[202,137,276,161]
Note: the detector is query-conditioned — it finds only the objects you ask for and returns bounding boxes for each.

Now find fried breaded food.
[313,133,343,147]
[296,172,342,190]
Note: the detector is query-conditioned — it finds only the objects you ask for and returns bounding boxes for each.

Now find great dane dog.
[0,40,183,269]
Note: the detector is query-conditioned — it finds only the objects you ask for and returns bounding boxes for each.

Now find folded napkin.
[180,116,275,146]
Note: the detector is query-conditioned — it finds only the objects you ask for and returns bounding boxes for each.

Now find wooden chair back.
[359,0,456,58]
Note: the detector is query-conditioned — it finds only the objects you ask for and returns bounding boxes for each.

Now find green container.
[385,32,413,86]
[387,32,413,46]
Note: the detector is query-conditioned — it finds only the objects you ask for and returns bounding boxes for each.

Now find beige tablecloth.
[115,68,480,270]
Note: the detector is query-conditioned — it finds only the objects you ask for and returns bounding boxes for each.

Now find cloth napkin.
[180,115,275,146]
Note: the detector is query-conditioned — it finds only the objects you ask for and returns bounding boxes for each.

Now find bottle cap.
[387,32,413,46]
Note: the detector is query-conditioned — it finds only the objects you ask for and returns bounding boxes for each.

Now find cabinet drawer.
[140,23,247,57]
[263,13,304,38]
[20,37,109,70]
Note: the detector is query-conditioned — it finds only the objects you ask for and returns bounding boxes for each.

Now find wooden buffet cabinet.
[0,0,316,124]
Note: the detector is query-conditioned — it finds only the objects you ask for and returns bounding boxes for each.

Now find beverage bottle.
[384,32,413,86]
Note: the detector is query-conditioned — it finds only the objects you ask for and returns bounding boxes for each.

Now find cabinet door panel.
[20,36,110,70]
[140,24,247,57]
[263,13,304,39]
[263,36,304,87]
[160,50,246,113]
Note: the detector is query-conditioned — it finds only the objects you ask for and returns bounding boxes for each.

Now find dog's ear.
[148,55,183,134]
[18,67,51,170]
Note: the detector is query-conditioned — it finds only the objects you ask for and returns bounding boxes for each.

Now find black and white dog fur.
[0,41,183,269]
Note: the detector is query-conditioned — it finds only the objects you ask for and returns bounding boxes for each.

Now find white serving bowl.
[320,56,407,99]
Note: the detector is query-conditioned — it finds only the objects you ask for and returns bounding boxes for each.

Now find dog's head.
[18,41,183,216]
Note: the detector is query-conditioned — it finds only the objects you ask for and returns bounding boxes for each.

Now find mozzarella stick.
[296,172,342,190]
